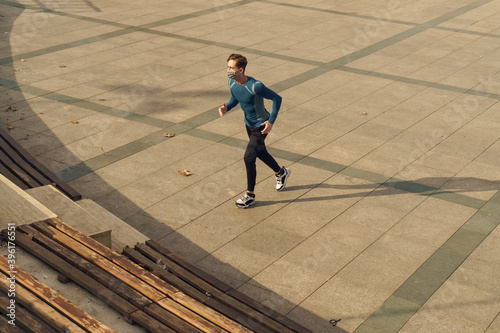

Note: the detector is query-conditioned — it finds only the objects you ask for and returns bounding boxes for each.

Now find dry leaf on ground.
[163,133,175,137]
[178,169,192,176]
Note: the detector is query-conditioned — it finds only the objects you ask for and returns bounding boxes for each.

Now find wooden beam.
[137,243,290,333]
[44,219,249,332]
[157,297,228,333]
[0,291,58,333]
[18,224,152,309]
[129,310,178,333]
[123,248,262,333]
[143,303,202,333]
[0,256,115,333]
[8,227,140,317]
[0,313,25,333]
[148,239,313,333]
[0,271,84,333]
[0,127,81,201]
[123,247,274,333]
[226,288,313,333]
[147,239,232,292]
[122,247,203,301]
[133,244,257,333]
[171,292,254,333]
[0,153,29,189]
[46,218,178,295]
[31,221,166,302]
[8,227,180,333]
[2,227,199,333]
[0,138,50,187]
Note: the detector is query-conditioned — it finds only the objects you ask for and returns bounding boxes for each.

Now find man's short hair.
[227,53,247,71]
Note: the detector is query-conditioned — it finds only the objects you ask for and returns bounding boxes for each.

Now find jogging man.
[219,53,290,208]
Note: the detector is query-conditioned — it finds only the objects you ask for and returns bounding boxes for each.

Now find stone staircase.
[1,173,148,252]
[0,174,149,332]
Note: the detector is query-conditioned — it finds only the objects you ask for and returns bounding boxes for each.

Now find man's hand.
[219,103,227,117]
[260,121,273,134]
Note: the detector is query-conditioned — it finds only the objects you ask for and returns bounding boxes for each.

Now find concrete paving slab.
[399,305,489,333]
[247,259,331,311]
[297,276,390,332]
[485,315,500,333]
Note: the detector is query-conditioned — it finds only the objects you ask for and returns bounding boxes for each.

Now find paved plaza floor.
[1,0,500,332]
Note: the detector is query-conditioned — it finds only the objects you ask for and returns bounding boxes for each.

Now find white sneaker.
[235,193,255,208]
[275,167,290,191]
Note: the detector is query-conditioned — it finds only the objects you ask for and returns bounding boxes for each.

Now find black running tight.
[244,125,281,192]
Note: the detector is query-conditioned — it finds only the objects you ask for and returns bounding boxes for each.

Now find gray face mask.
[227,69,239,79]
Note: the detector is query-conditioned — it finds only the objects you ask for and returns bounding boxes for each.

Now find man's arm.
[255,82,282,124]
[220,92,239,117]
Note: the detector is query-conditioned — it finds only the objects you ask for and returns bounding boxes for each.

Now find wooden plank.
[122,247,203,299]
[147,239,233,292]
[2,229,181,333]
[170,292,253,333]
[146,240,313,333]
[0,127,81,201]
[0,139,51,187]
[0,271,84,333]
[0,291,58,333]
[156,298,228,333]
[45,219,246,332]
[0,160,28,189]
[0,314,25,333]
[0,149,33,188]
[0,256,115,333]
[10,227,143,316]
[18,224,152,309]
[137,243,227,296]
[136,243,289,333]
[143,303,202,333]
[31,221,166,302]
[129,310,177,333]
[226,289,313,333]
[23,156,81,201]
[123,247,274,333]
[134,244,260,332]
[45,218,178,295]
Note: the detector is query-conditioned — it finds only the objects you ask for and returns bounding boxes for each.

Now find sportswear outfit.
[225,76,290,208]
[226,77,282,190]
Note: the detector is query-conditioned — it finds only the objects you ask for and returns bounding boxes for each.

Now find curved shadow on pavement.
[0,5,348,333]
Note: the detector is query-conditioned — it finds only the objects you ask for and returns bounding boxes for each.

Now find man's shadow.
[257,177,499,207]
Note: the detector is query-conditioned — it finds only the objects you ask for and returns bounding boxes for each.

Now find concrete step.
[26,185,108,240]
[0,174,56,230]
[77,198,148,252]
[0,183,145,332]
[25,185,147,252]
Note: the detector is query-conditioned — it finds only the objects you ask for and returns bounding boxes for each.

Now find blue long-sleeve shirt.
[226,76,282,128]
